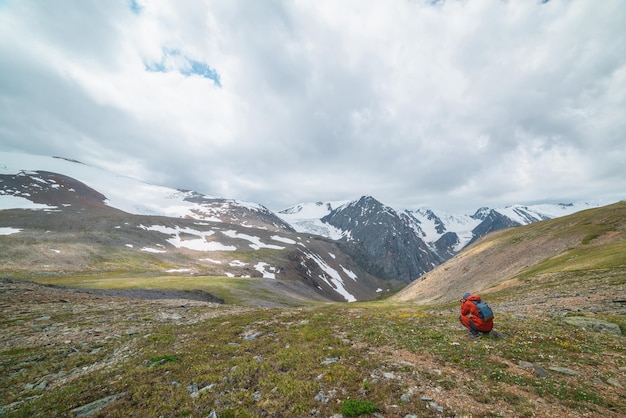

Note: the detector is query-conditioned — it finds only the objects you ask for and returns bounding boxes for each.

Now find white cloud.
[1,0,624,213]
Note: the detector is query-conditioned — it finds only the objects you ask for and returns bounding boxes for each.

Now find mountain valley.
[1,152,625,416]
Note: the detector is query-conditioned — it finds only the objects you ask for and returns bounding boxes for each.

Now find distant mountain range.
[277,197,604,281]
[0,151,615,302]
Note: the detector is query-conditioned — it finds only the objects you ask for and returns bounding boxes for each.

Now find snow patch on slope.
[139,224,236,251]
[0,152,266,221]
[299,249,356,302]
[221,230,285,250]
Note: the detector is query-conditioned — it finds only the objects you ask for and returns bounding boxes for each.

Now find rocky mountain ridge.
[0,153,395,304]
[0,151,618,297]
[278,196,606,282]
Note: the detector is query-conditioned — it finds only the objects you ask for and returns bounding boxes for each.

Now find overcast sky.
[1,0,625,213]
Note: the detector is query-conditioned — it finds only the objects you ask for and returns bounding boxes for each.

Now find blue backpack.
[472,300,494,321]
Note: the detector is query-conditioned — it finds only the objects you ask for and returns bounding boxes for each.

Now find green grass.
[28,274,278,305]
[517,240,626,278]
[3,299,624,417]
[3,202,626,416]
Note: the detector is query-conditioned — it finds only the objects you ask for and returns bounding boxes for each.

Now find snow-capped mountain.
[278,196,610,281]
[1,151,616,295]
[320,196,442,282]
[0,152,392,304]
[0,152,292,231]
[277,200,349,239]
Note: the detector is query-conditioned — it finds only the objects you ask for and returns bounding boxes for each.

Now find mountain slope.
[0,153,392,304]
[0,152,293,231]
[393,201,626,309]
[320,196,441,283]
[279,196,607,283]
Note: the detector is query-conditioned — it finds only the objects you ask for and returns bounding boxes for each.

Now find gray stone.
[533,365,551,378]
[321,357,339,365]
[187,383,198,395]
[607,378,623,389]
[428,401,444,412]
[548,366,581,376]
[242,330,263,340]
[519,361,534,369]
[400,392,411,403]
[70,392,125,416]
[314,390,329,404]
[489,330,507,339]
[563,316,622,334]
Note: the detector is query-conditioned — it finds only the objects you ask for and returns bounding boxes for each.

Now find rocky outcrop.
[322,196,442,283]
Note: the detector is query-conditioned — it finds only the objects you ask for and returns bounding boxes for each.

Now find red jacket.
[460,294,493,332]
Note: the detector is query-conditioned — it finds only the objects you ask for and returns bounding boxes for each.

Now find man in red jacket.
[460,293,494,338]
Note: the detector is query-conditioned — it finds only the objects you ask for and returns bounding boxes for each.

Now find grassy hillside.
[1,278,625,417]
[393,201,626,305]
[2,203,625,416]
[0,207,394,303]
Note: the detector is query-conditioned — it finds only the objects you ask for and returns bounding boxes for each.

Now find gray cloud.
[1,0,625,213]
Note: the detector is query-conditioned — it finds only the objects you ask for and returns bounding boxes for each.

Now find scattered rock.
[187,382,198,395]
[562,316,622,335]
[321,357,339,365]
[518,361,534,369]
[489,330,507,339]
[533,365,551,378]
[548,366,580,376]
[241,330,263,340]
[518,361,551,377]
[314,390,329,404]
[70,392,125,416]
[428,401,444,413]
[607,378,623,389]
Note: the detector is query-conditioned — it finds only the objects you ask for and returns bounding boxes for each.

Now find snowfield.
[0,152,265,221]
[139,224,237,252]
[0,227,22,235]
[299,248,356,302]
[221,230,285,250]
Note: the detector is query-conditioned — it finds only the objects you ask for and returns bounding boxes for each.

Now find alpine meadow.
[1,154,625,417]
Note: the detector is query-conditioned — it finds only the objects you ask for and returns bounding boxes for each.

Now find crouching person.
[459,293,494,338]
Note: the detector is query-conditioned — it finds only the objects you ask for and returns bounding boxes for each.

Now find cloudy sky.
[1,0,625,213]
